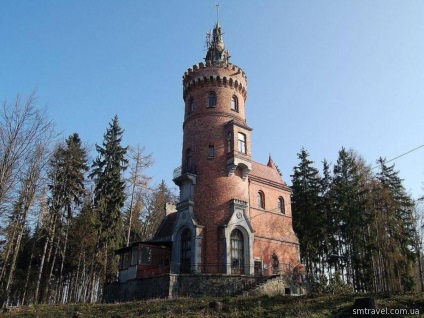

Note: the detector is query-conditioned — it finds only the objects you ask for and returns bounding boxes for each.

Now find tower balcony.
[173,163,197,186]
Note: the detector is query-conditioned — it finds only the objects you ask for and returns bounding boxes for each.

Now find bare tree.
[125,145,152,246]
[0,93,54,307]
[0,92,54,217]
[3,145,46,305]
[139,180,177,241]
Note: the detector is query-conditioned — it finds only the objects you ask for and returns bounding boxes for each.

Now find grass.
[2,293,424,317]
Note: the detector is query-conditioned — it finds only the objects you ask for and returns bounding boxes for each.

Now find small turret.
[267,154,276,169]
[205,22,230,65]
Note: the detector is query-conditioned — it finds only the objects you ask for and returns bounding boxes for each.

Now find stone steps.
[231,275,279,296]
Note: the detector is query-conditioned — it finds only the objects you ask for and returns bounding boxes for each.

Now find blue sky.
[1,1,423,199]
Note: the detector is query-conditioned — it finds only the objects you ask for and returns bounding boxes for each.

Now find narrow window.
[278,197,285,214]
[186,148,192,172]
[208,92,217,107]
[231,229,244,274]
[122,251,130,269]
[131,246,138,266]
[257,191,265,209]
[231,95,238,112]
[180,229,191,273]
[238,132,246,154]
[208,145,215,157]
[227,132,233,154]
[189,97,194,113]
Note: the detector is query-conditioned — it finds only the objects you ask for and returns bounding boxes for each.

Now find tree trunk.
[44,241,58,303]
[56,219,70,303]
[34,212,57,304]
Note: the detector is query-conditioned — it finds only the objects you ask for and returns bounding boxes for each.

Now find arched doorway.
[231,229,244,274]
[180,229,191,273]
[271,252,279,274]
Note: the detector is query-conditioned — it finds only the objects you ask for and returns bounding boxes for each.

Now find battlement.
[182,62,248,100]
[183,62,247,82]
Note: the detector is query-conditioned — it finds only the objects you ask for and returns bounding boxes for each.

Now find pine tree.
[66,194,98,303]
[376,157,416,291]
[319,159,332,275]
[35,133,88,303]
[90,116,128,284]
[331,148,361,288]
[291,148,323,276]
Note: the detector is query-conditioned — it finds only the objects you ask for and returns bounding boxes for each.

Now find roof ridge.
[251,161,285,185]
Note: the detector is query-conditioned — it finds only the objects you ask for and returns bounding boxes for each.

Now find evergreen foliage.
[291,148,323,276]
[291,147,419,294]
[90,116,128,283]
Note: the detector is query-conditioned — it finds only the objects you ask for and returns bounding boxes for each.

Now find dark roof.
[151,212,178,242]
[250,161,285,185]
[115,212,177,254]
[115,241,171,254]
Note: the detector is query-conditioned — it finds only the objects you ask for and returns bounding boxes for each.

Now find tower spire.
[205,6,230,65]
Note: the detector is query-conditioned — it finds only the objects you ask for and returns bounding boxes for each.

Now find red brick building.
[116,23,301,286]
[169,22,301,276]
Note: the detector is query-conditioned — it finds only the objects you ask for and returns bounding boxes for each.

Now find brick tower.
[171,22,300,276]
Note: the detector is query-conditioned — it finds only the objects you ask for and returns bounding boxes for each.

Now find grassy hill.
[2,293,424,317]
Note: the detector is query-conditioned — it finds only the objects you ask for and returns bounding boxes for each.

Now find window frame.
[231,95,239,112]
[208,92,217,108]
[278,197,285,214]
[208,145,215,157]
[188,97,194,114]
[237,132,246,154]
[257,191,265,209]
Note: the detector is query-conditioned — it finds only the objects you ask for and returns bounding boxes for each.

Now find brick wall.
[180,62,251,267]
[249,178,300,268]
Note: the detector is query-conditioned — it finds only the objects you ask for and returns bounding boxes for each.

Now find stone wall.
[103,273,308,303]
[173,274,259,297]
[103,274,261,302]
[103,274,171,303]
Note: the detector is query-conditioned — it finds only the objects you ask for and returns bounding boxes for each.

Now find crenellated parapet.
[182,62,248,101]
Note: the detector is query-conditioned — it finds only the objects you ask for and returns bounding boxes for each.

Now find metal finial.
[216,3,220,24]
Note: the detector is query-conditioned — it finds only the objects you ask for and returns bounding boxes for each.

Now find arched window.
[208,92,216,107]
[231,229,244,274]
[278,197,285,214]
[257,191,265,209]
[188,97,194,113]
[237,132,246,154]
[180,229,191,273]
[231,95,238,112]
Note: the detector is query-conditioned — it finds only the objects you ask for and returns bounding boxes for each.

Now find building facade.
[170,22,300,276]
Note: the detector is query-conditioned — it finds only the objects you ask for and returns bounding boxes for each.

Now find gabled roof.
[151,212,178,242]
[250,160,285,185]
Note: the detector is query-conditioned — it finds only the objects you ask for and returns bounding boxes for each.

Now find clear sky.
[1,1,423,199]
